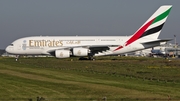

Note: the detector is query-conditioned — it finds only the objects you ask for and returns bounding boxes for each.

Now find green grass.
[0,56,180,101]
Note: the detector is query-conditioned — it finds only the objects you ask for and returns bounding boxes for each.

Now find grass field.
[0,56,180,101]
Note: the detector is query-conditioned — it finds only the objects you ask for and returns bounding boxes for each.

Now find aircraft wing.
[45,45,111,56]
[89,46,110,55]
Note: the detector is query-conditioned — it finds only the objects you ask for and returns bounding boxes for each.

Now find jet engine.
[55,50,70,58]
[73,48,89,56]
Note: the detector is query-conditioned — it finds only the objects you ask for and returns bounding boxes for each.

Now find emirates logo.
[77,50,81,55]
[60,52,63,57]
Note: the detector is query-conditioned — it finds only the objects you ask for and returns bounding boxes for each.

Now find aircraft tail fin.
[126,5,172,46]
[114,5,172,51]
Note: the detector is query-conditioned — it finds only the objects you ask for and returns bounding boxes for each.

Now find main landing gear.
[78,56,95,60]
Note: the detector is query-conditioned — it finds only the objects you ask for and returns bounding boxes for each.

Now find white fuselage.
[6,36,152,57]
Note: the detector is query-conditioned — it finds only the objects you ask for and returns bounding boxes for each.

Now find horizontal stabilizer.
[141,39,172,44]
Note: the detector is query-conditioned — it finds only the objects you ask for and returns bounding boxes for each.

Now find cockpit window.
[10,44,14,46]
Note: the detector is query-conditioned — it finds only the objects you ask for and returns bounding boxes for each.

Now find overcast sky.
[0,0,179,49]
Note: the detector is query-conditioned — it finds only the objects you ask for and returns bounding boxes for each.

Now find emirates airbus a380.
[6,5,172,60]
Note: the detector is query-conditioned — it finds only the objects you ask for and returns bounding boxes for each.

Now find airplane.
[6,5,172,60]
[151,47,166,57]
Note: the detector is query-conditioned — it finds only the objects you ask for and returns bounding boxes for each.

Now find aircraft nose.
[5,46,10,53]
[5,46,13,53]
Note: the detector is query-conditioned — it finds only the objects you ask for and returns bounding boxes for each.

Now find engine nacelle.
[73,48,89,56]
[55,50,70,58]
